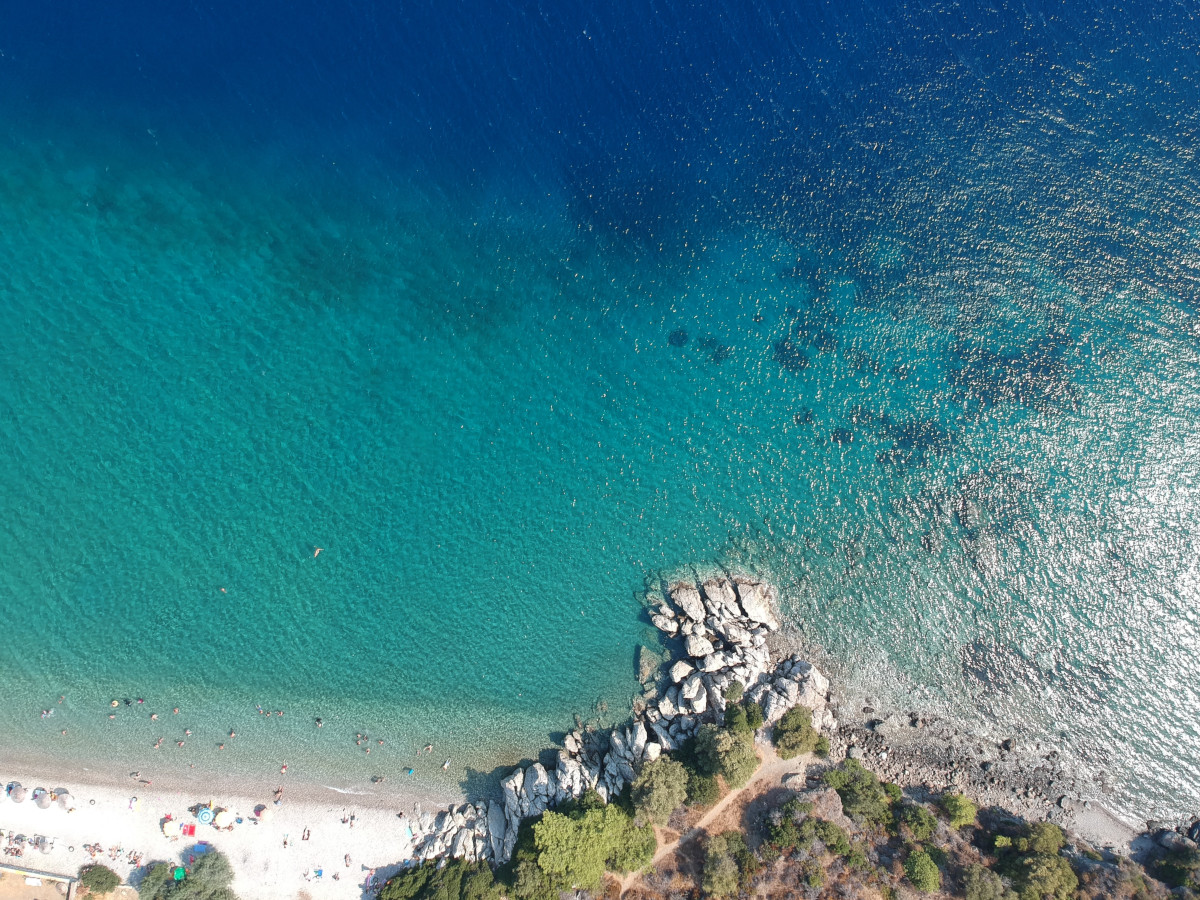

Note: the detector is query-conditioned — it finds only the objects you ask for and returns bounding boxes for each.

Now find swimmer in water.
[150,713,158,720]
[423,744,433,754]
[315,718,323,727]
[442,758,451,771]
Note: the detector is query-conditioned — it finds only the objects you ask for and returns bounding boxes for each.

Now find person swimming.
[442,758,451,770]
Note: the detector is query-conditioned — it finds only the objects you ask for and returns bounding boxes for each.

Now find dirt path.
[619,743,804,897]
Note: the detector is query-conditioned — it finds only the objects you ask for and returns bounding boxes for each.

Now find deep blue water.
[1,0,1198,821]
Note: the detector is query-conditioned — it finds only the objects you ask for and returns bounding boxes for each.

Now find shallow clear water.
[1,0,1198,820]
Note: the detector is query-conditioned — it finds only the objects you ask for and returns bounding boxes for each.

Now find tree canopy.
[631,756,689,826]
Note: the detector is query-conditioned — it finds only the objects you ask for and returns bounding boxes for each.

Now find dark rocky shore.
[404,574,1197,878]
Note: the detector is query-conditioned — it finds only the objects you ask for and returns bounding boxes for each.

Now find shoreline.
[0,754,462,899]
[764,626,1143,852]
[3,573,1187,897]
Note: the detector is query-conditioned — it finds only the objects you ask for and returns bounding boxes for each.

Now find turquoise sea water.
[2,1,1199,821]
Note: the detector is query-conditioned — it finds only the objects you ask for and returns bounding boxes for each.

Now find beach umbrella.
[212,809,234,829]
[34,788,52,809]
[54,789,73,810]
[254,804,272,821]
[196,806,215,825]
[7,782,26,803]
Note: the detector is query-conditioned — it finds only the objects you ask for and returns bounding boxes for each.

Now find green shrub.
[964,864,1018,900]
[695,723,759,788]
[702,833,741,898]
[774,705,821,759]
[79,864,120,895]
[609,820,657,873]
[687,771,720,807]
[904,849,941,893]
[136,849,239,900]
[1156,844,1200,890]
[764,798,815,854]
[941,792,979,828]
[743,702,764,732]
[822,759,895,828]
[814,819,851,856]
[724,681,745,704]
[379,859,500,900]
[1022,822,1066,857]
[724,705,750,735]
[723,701,764,736]
[815,734,830,757]
[631,757,689,826]
[531,803,654,892]
[726,831,760,888]
[800,858,825,889]
[898,803,938,843]
[1012,853,1078,900]
[884,782,903,804]
[846,843,870,872]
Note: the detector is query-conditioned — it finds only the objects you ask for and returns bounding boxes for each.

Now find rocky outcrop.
[408,575,833,867]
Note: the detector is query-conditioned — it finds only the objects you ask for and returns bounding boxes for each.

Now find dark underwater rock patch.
[773,336,810,371]
[697,335,733,363]
[668,328,689,347]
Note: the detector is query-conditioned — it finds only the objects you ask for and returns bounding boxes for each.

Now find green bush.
[764,798,816,854]
[1013,854,1078,900]
[724,701,764,736]
[800,858,825,889]
[1156,844,1200,890]
[768,801,816,854]
[846,843,870,872]
[79,864,120,895]
[531,803,653,892]
[904,849,941,893]
[992,821,1077,900]
[631,757,689,826]
[702,833,740,898]
[702,830,758,896]
[964,864,1018,900]
[1022,822,1066,857]
[724,705,750,735]
[723,682,745,704]
[774,705,821,759]
[822,759,895,828]
[379,859,500,900]
[815,734,830,757]
[941,792,979,828]
[884,782,903,804]
[687,771,720,807]
[726,831,760,889]
[898,803,938,843]
[695,723,759,788]
[743,702,764,732]
[814,819,851,856]
[136,849,239,900]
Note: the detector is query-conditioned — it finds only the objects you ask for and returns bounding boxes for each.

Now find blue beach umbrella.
[196,806,215,825]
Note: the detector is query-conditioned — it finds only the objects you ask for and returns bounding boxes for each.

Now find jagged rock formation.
[407,575,833,866]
